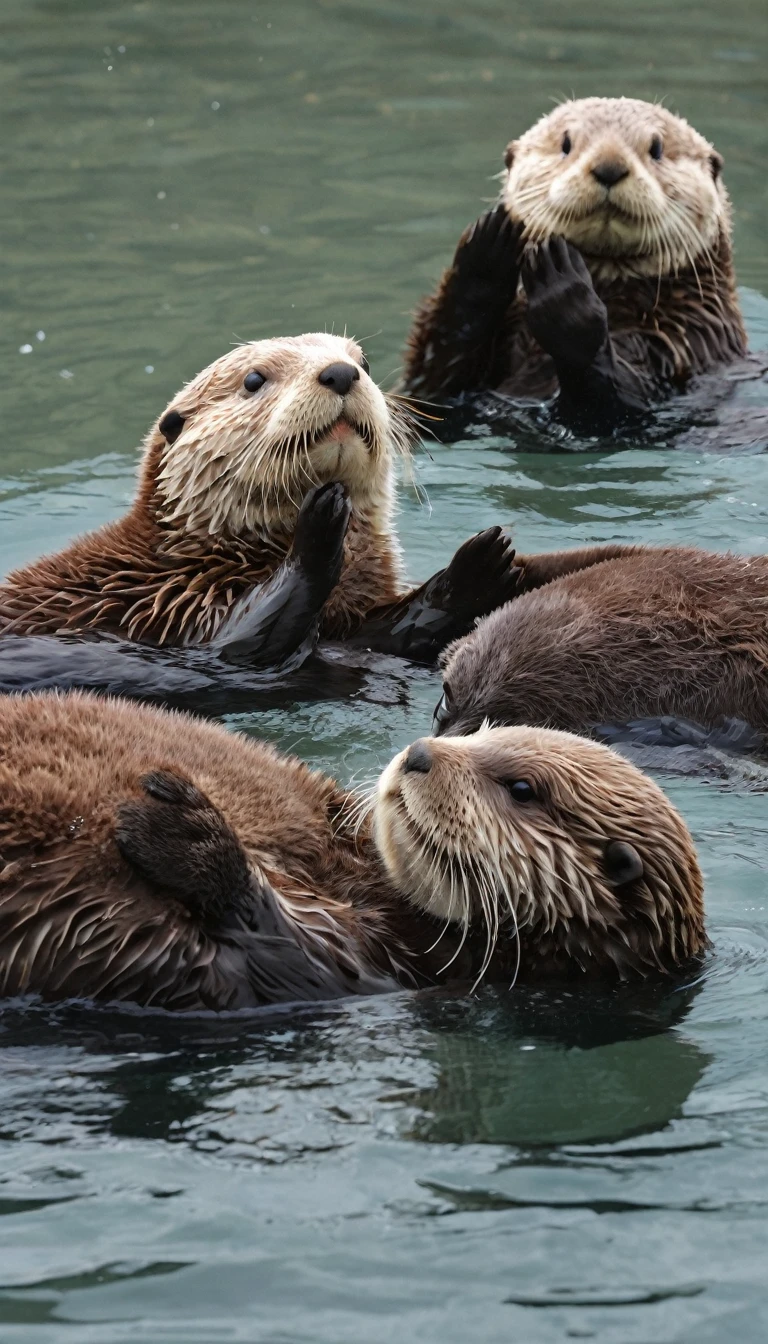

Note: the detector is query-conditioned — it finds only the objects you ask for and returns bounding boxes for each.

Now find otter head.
[144,334,414,539]
[375,725,706,979]
[503,97,729,281]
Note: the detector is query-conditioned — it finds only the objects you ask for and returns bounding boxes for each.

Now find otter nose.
[318,362,360,396]
[403,740,433,775]
[591,160,630,189]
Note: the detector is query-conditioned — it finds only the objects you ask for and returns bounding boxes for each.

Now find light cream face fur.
[147,334,409,539]
[503,98,728,281]
[374,724,705,976]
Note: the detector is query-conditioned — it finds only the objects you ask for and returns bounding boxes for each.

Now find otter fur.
[435,543,768,741]
[0,692,705,1008]
[0,334,519,665]
[403,98,747,432]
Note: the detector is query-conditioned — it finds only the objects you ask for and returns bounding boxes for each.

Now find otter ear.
[604,840,644,889]
[504,140,518,171]
[710,151,724,182]
[158,409,187,445]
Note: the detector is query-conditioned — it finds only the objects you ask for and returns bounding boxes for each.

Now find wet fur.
[404,98,746,401]
[376,725,706,979]
[0,336,414,645]
[440,545,768,738]
[0,693,431,1008]
[0,693,703,1007]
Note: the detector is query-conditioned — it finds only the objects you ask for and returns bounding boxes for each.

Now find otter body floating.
[0,692,705,1009]
[404,97,749,436]
[0,334,520,685]
[435,542,768,745]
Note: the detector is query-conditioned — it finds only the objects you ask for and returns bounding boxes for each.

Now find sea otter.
[403,98,747,433]
[0,334,519,667]
[433,542,768,743]
[0,692,705,1008]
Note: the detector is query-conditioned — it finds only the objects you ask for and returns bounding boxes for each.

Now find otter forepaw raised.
[443,526,523,621]
[522,237,609,370]
[453,204,524,306]
[115,769,252,924]
[292,481,351,578]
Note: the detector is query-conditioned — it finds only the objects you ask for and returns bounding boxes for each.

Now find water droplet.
[157,190,166,199]
[144,365,154,374]
[520,1044,536,1051]
[259,224,270,235]
[107,65,113,71]
[118,45,126,53]
[104,46,112,54]
[146,117,155,127]
[170,223,179,231]
[211,100,220,110]
[36,330,45,341]
[19,344,33,354]
[60,369,74,379]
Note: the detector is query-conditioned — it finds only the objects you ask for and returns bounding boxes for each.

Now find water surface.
[2,1,768,1340]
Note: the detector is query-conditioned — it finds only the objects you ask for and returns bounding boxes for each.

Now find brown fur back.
[0,693,409,1007]
[443,546,768,735]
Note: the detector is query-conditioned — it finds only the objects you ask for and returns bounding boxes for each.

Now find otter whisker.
[434,855,472,972]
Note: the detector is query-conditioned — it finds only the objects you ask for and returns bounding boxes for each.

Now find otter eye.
[158,409,186,445]
[360,353,370,375]
[243,370,266,393]
[506,780,536,803]
[649,135,663,162]
[561,133,572,156]
[604,840,644,888]
[432,690,452,735]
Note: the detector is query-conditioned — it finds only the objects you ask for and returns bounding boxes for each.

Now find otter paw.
[522,237,609,369]
[292,481,351,574]
[115,769,252,923]
[443,527,523,620]
[452,205,524,317]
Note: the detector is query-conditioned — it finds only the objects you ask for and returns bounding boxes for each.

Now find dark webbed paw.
[291,481,351,583]
[521,237,609,370]
[454,201,527,307]
[441,527,523,622]
[115,769,252,924]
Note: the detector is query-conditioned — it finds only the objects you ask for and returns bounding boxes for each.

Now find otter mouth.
[312,415,376,454]
[270,416,377,462]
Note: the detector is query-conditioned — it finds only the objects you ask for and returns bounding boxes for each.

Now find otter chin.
[375,725,707,980]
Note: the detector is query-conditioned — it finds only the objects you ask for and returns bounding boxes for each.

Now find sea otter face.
[503,98,728,280]
[375,725,706,978]
[150,334,412,537]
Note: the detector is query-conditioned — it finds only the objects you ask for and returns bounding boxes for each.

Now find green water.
[2,1,768,1340]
